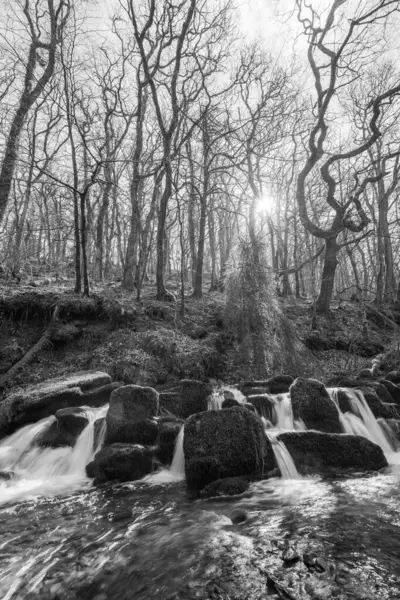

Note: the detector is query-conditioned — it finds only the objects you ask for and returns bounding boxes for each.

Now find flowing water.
[0,389,400,599]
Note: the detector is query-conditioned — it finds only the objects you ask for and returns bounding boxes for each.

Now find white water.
[0,405,108,506]
[267,430,299,479]
[328,388,395,457]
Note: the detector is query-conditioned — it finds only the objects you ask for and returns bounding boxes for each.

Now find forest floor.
[0,278,399,397]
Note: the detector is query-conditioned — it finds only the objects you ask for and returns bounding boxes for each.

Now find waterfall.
[261,418,299,478]
[328,388,395,455]
[0,405,108,506]
[143,425,185,484]
[208,391,224,410]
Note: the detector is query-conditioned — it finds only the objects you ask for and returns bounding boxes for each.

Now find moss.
[290,377,341,433]
[185,457,222,490]
[221,398,240,409]
[278,431,388,475]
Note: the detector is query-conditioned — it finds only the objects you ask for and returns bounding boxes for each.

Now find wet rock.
[0,371,111,437]
[91,443,154,483]
[105,385,159,445]
[243,402,256,413]
[184,407,274,489]
[290,377,341,433]
[379,379,400,404]
[200,477,249,498]
[36,407,89,447]
[180,379,213,419]
[385,371,400,384]
[265,374,294,394]
[156,417,183,464]
[221,398,240,409]
[278,431,388,475]
[0,470,13,480]
[246,394,275,421]
[370,382,395,405]
[282,552,301,568]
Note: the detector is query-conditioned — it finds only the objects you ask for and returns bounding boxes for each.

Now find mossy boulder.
[289,378,341,433]
[0,371,111,438]
[184,407,274,490]
[180,379,212,419]
[155,417,183,464]
[278,431,388,475]
[105,385,159,445]
[200,477,250,498]
[90,443,154,483]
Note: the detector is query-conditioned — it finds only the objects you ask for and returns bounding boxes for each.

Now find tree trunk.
[316,237,339,314]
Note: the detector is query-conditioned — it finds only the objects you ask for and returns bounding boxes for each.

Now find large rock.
[180,379,212,418]
[184,407,274,490]
[36,407,90,448]
[290,378,341,433]
[0,371,111,437]
[84,382,124,407]
[278,431,388,475]
[89,443,154,483]
[105,385,159,445]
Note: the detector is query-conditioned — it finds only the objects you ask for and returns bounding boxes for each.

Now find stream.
[0,390,399,599]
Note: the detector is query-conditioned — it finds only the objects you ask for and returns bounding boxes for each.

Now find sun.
[255,194,275,214]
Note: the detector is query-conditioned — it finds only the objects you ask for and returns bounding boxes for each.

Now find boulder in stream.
[278,431,388,475]
[0,371,111,438]
[105,385,159,445]
[90,443,154,483]
[265,374,294,394]
[184,407,274,490]
[290,378,341,433]
[36,407,89,447]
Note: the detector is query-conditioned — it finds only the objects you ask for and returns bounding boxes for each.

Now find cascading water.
[328,388,396,457]
[0,405,108,506]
